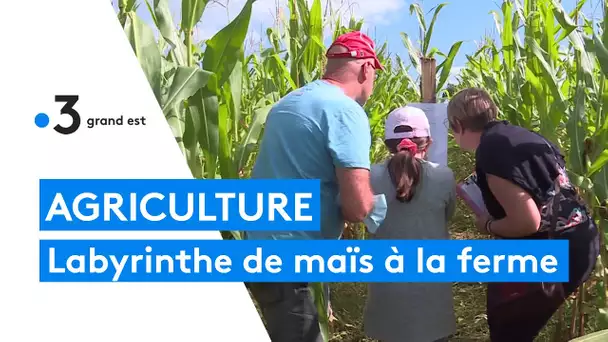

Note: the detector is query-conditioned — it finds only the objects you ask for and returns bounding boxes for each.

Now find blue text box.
[39,179,320,231]
[40,239,569,282]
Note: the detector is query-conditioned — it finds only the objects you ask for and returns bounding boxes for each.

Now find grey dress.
[363,158,457,342]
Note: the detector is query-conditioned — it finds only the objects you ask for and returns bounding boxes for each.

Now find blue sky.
[113,0,605,81]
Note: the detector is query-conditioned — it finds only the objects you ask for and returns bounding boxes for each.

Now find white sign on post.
[407,102,449,167]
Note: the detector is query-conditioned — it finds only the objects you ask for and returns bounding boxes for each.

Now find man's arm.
[336,167,374,222]
[326,106,374,223]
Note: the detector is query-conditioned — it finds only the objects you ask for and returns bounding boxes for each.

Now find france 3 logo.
[35,95,147,135]
[35,95,81,135]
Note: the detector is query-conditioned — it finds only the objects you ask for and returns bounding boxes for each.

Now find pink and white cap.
[384,106,431,140]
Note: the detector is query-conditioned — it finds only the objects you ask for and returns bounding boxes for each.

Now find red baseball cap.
[326,31,384,71]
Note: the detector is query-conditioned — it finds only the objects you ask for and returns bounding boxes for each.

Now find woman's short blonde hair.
[447,88,498,133]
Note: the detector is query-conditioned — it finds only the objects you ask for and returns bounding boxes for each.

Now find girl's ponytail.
[386,138,428,202]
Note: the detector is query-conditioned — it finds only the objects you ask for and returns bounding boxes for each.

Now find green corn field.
[116,0,608,340]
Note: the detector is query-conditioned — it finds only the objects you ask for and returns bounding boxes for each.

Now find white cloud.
[341,0,405,26]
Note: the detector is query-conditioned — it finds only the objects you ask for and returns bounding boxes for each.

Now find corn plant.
[400,2,463,98]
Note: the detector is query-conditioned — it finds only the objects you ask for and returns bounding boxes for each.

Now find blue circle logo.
[35,113,50,128]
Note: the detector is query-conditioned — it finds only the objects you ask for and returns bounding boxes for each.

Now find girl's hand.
[475,215,492,235]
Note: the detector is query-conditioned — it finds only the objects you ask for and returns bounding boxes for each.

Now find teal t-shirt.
[244,80,372,240]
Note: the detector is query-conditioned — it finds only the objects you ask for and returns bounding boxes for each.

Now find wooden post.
[420,57,437,103]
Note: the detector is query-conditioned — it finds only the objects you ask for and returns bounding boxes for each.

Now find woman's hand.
[475,215,492,235]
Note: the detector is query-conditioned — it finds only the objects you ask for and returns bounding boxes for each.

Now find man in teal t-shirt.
[245,31,385,342]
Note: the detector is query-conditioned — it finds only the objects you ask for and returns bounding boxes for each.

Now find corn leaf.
[588,150,608,177]
[162,66,212,113]
[423,3,447,56]
[235,104,273,173]
[202,0,256,87]
[153,0,187,65]
[181,0,208,33]
[400,32,422,75]
[436,41,463,92]
[124,12,162,104]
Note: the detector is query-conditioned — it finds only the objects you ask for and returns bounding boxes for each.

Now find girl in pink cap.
[363,106,457,342]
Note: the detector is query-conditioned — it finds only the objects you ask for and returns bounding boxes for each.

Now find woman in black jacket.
[447,88,600,342]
